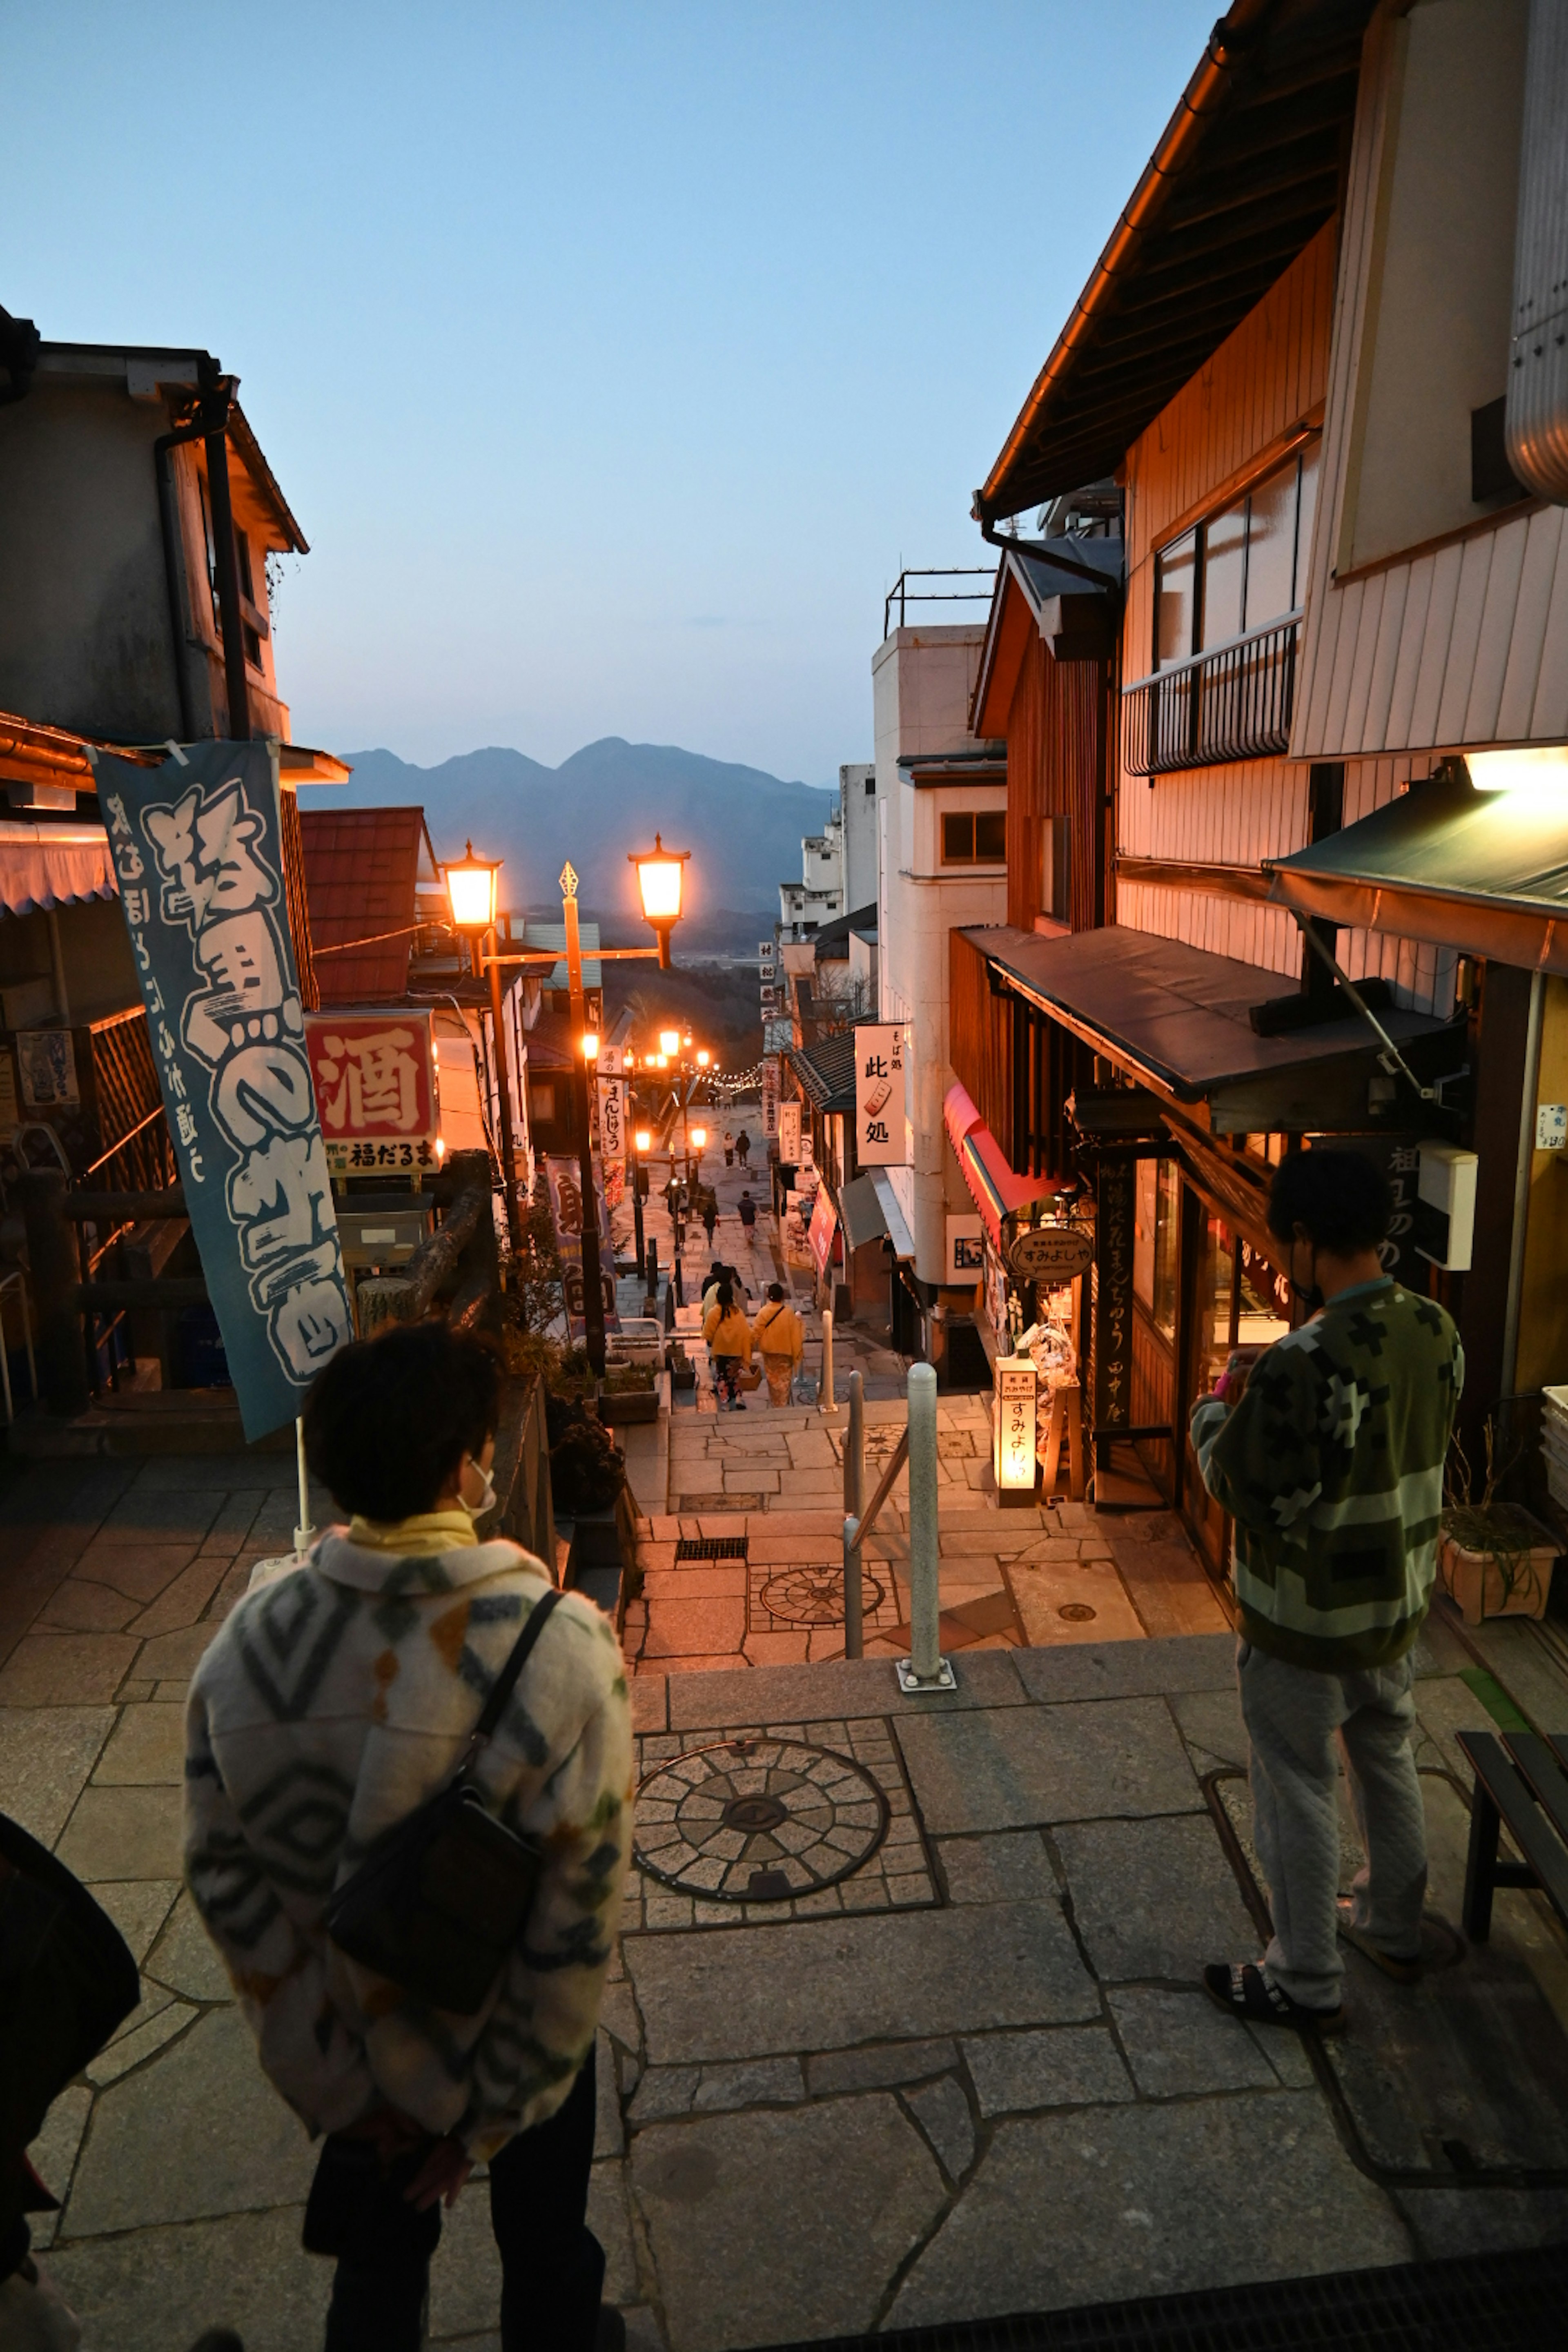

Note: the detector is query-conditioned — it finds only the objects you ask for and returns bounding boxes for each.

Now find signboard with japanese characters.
[97,742,353,1440]
[1005,1220,1094,1285]
[945,1213,985,1283]
[853,1023,906,1167]
[778,1098,802,1165]
[1093,1157,1135,1435]
[808,1185,838,1279]
[16,1030,79,1109]
[304,1010,440,1177]
[761,1056,779,1142]
[543,1153,621,1335]
[758,940,775,966]
[597,1073,626,1165]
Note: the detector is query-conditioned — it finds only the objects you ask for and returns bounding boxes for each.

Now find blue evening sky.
[4,3,1214,783]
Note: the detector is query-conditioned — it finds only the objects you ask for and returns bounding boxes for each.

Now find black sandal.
[1203,1960,1343,2033]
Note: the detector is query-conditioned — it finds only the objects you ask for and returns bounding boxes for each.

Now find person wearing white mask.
[183,1323,632,2352]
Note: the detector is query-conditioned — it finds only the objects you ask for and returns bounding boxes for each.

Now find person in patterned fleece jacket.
[1190,1150,1462,2034]
[184,1323,632,2352]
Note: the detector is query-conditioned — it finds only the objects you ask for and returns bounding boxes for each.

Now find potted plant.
[1439,1421,1559,1626]
[599,1361,659,1423]
[668,1342,697,1392]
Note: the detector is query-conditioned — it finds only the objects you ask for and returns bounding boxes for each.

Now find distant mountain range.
[320,739,837,921]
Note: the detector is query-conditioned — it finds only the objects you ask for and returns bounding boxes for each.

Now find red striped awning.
[942,1081,1059,1250]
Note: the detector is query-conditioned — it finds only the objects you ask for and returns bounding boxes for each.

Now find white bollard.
[898,1362,953,1692]
[293,1416,316,1559]
[820,1306,838,1414]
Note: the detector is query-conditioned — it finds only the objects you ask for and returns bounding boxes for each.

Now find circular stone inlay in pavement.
[635,1738,890,1902]
[1058,1602,1097,1622]
[760,1566,886,1626]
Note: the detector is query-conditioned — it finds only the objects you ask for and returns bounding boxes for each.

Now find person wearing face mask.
[1189,1150,1462,2036]
[183,1323,632,2352]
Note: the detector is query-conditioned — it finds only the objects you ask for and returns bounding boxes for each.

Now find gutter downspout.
[973,0,1272,525]
[153,400,207,742]
[974,518,1127,595]
[197,359,252,741]
[1500,971,1545,1399]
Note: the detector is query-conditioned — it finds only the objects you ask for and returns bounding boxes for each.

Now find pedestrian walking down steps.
[753,1282,805,1408]
[703,1281,754,1410]
[183,1322,633,2352]
[1190,1150,1462,2036]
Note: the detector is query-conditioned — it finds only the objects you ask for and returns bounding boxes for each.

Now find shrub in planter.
[546,1393,626,1515]
[1440,1421,1559,1626]
[602,1363,655,1394]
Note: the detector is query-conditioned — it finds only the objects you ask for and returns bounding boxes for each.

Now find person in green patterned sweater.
[1190,1149,1463,2031]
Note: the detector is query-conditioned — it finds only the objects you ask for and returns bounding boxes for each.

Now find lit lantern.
[634,1127,652,1154]
[582,1030,599,1061]
[696,1048,710,1069]
[442,841,501,933]
[659,1028,680,1057]
[993,1353,1038,1507]
[630,834,690,967]
[691,1126,707,1152]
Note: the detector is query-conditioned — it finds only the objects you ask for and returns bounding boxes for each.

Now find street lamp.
[632,1125,651,1278]
[659,1028,681,1057]
[630,835,690,968]
[442,841,518,1252]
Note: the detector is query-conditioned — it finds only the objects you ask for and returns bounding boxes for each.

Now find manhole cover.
[760,1566,886,1626]
[1058,1601,1096,1622]
[635,1737,890,1902]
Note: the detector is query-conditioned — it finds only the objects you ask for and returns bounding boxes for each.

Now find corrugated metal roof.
[299,806,424,1005]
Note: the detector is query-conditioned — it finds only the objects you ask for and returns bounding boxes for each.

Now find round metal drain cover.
[1058,1602,1097,1622]
[760,1566,886,1626]
[635,1737,890,1902]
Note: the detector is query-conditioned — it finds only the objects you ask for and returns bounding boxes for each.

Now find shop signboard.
[758,940,775,966]
[782,1189,813,1265]
[799,1126,815,1175]
[778,1098,802,1164]
[597,1071,626,1164]
[17,1030,78,1109]
[304,1009,441,1177]
[97,740,353,1440]
[1093,1157,1136,1435]
[760,985,777,1011]
[808,1186,838,1278]
[761,1056,780,1141]
[543,1152,621,1335]
[945,1214,984,1282]
[852,1022,906,1167]
[1006,1220,1094,1285]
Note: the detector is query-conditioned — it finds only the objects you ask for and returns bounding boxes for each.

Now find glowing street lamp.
[659,1028,681,1058]
[442,841,501,933]
[691,1127,708,1152]
[634,1127,652,1154]
[582,1030,599,1062]
[440,840,517,1250]
[630,834,690,967]
[696,1048,711,1069]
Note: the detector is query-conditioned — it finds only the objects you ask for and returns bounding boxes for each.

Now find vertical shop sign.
[96,742,353,1440]
[762,1056,780,1142]
[807,1187,838,1279]
[544,1153,621,1336]
[778,1098,802,1165]
[853,1023,906,1167]
[1094,1157,1135,1435]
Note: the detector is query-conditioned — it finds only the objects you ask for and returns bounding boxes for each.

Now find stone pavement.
[6,1425,1568,2352]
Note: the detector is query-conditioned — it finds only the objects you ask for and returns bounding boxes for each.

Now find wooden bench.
[1456,1730,1568,1941]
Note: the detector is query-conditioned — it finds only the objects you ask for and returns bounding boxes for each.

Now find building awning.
[966,923,1459,1136]
[837,1172,889,1254]
[1265,775,1568,977]
[787,1031,858,1114]
[870,1169,916,1261]
[0,822,117,915]
[943,1080,1060,1250]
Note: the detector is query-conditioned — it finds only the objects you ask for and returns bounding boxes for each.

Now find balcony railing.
[1121,613,1300,777]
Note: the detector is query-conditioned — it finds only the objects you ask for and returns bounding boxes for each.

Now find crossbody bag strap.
[459,1586,563,1773]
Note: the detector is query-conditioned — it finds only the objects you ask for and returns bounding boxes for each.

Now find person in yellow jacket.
[752,1282,804,1408]
[702,1281,753,1410]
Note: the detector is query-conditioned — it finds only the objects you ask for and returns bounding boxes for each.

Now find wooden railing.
[85,1007,176,1192]
[1121,615,1299,777]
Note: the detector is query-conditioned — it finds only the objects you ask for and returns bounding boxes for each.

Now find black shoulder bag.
[326,1586,563,2016]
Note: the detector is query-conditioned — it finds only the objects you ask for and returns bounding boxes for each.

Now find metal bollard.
[843,1514,863,1659]
[845,1369,865,1517]
[898,1362,954,1692]
[820,1306,837,1415]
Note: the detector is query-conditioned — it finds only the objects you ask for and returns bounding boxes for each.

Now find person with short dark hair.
[737,1189,757,1232]
[753,1281,804,1407]
[184,1322,632,2352]
[735,1128,751,1168]
[1192,1150,1463,2034]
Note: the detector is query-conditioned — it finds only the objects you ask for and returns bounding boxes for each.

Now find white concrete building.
[778,763,879,940]
[873,619,1007,1323]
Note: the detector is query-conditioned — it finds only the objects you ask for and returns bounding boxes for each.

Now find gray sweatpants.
[1238,1639,1428,2008]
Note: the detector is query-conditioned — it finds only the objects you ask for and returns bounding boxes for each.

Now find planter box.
[599,1387,659,1424]
[1438,1521,1559,1626]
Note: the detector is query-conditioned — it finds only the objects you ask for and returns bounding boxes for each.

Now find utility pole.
[561,864,606,1375]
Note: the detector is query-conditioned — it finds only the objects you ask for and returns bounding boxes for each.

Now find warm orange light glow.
[582,1031,599,1061]
[691,1127,708,1150]
[994,1356,1038,1492]
[443,841,501,932]
[655,1054,668,1069]
[635,1128,652,1154]
[631,835,688,924]
[659,1029,680,1056]
[696,1049,711,1068]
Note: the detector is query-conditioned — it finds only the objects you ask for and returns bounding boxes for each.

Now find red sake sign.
[304,1009,441,1176]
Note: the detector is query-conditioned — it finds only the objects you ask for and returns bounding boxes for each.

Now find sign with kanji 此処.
[304,1009,440,1176]
[853,1023,906,1167]
[97,741,353,1439]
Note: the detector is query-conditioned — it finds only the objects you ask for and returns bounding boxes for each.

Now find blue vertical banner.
[94,741,354,1439]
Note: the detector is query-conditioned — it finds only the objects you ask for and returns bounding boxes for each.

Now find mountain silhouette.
[319,739,838,920]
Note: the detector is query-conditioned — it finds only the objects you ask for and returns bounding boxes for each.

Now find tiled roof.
[787,1029,858,1114]
[299,806,425,1004]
